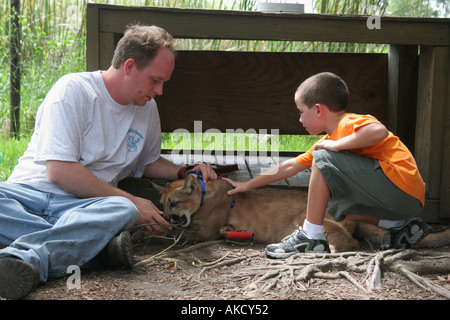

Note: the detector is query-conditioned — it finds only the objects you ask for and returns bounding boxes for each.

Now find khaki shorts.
[313,149,423,222]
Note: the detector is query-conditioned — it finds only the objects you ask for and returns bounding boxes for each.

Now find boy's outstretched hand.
[222,178,250,196]
[222,158,307,196]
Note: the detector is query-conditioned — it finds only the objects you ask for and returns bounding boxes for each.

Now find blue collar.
[189,170,235,210]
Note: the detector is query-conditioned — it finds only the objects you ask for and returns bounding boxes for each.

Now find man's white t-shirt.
[8,71,162,195]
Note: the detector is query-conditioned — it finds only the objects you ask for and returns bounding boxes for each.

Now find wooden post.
[415,46,450,220]
[9,0,21,138]
[387,45,418,153]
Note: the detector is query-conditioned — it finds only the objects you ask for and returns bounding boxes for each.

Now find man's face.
[126,48,175,106]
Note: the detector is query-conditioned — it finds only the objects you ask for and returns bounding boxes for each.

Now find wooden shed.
[86,3,450,223]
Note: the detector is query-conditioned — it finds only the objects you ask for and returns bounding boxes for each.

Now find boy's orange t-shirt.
[295,113,425,206]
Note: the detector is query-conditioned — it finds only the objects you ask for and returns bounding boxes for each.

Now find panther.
[159,174,450,252]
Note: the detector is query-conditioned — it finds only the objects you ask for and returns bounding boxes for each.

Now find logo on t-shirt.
[127,129,144,152]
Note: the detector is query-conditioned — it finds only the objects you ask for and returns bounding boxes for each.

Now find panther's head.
[160,174,202,228]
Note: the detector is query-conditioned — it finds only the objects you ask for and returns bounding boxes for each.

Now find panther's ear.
[183,174,198,193]
[149,180,165,192]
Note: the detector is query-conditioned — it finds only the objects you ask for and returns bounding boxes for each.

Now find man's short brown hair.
[111,25,175,70]
[296,72,349,112]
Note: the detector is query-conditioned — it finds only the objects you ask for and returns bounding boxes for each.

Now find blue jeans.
[0,182,139,282]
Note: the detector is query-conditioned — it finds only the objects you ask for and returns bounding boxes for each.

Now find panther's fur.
[160,175,450,252]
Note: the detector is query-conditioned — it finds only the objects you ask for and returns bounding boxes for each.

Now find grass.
[1,0,448,181]
[161,132,322,152]
[0,136,30,181]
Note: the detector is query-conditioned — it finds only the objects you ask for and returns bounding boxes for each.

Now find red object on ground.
[223,231,253,240]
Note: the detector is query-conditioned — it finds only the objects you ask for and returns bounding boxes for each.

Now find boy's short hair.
[111,25,176,70]
[296,72,349,112]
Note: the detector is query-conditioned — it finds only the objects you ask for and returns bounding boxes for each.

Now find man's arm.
[46,160,169,233]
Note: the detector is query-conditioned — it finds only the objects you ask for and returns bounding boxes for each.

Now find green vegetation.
[0,137,29,181]
[1,0,448,180]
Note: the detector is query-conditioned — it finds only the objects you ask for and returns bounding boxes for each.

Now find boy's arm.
[314,123,388,152]
[224,158,308,195]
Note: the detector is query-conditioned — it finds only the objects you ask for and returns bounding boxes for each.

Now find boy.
[225,72,430,258]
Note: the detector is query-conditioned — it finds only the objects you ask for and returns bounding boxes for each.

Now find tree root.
[134,238,226,268]
[380,249,450,299]
[134,235,449,299]
[197,253,260,279]
[234,249,450,299]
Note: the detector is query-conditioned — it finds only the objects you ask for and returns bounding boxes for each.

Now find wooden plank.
[156,51,387,134]
[90,4,450,46]
[418,199,442,223]
[387,45,419,152]
[438,49,450,218]
[98,32,115,70]
[415,46,448,201]
[86,5,99,71]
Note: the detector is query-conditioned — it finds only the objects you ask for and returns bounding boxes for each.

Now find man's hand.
[188,162,217,182]
[132,196,171,233]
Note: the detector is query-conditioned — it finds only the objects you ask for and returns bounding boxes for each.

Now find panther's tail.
[414,225,450,248]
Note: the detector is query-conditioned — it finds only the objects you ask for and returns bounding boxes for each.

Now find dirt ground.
[26,235,449,303]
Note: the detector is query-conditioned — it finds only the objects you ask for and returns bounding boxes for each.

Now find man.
[0,25,216,299]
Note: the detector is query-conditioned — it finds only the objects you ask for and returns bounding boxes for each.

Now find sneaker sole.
[265,248,297,259]
[0,258,40,300]
[397,222,432,249]
[108,231,134,268]
[381,219,433,250]
[265,245,330,259]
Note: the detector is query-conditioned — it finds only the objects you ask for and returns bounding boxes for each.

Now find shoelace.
[282,227,304,244]
[380,232,392,250]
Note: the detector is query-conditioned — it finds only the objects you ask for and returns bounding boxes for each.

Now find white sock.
[378,219,406,230]
[303,219,324,238]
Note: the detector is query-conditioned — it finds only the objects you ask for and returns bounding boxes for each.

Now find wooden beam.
[98,32,115,69]
[438,49,450,218]
[86,4,100,71]
[415,46,448,204]
[88,4,450,46]
[387,45,418,152]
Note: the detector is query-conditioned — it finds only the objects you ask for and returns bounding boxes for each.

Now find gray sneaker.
[265,226,330,259]
[379,217,432,250]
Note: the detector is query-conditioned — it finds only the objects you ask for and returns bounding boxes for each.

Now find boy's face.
[295,94,323,135]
